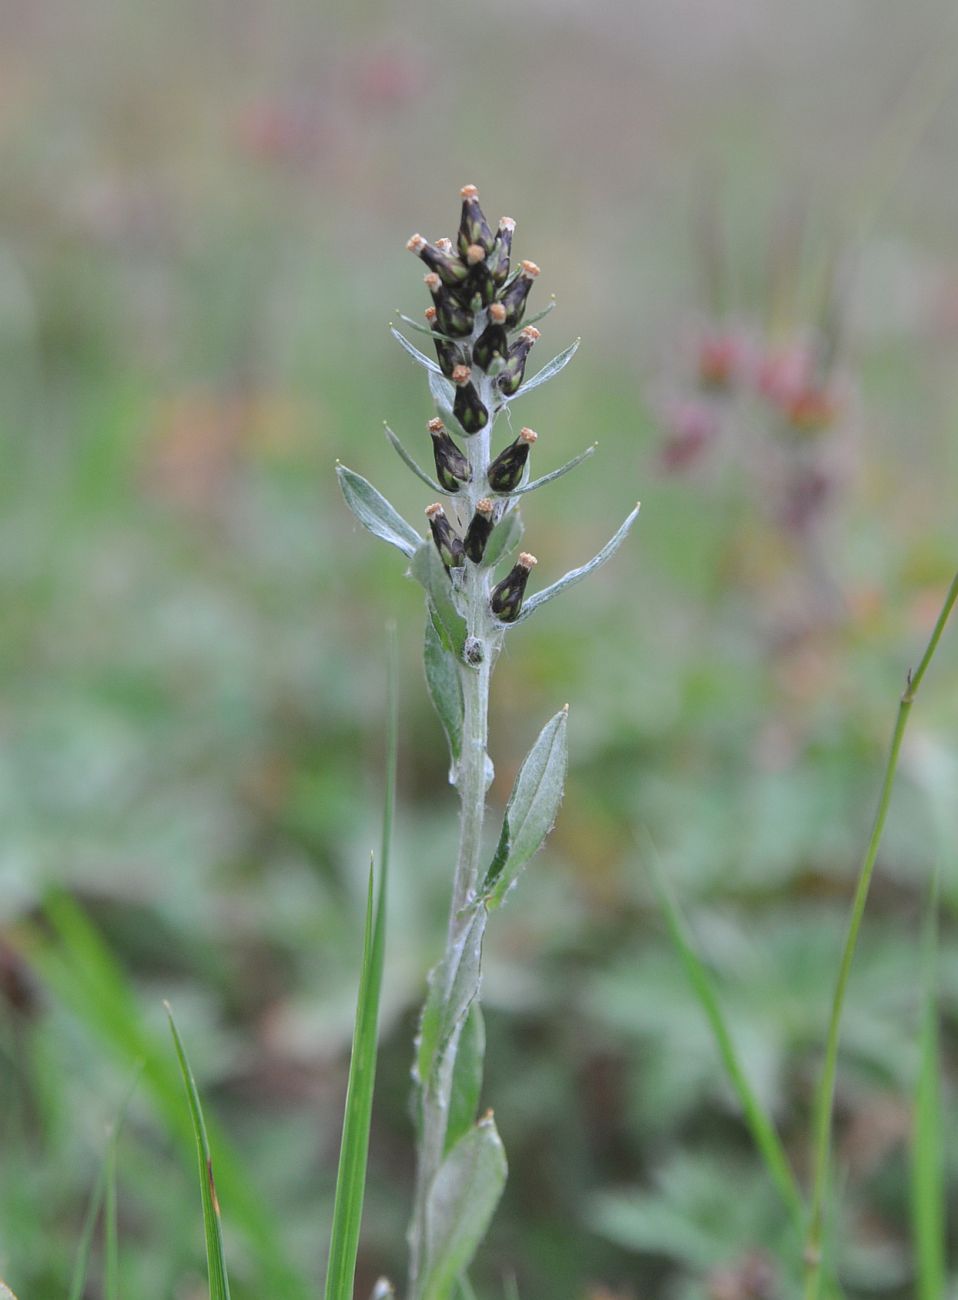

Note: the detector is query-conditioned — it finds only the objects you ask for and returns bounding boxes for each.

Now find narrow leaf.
[516,300,556,330]
[393,312,458,343]
[325,631,396,1300]
[508,444,597,497]
[68,1068,143,1300]
[445,1004,485,1155]
[104,1132,119,1300]
[912,869,944,1300]
[482,510,524,570]
[644,840,806,1228]
[427,371,472,440]
[384,425,444,494]
[424,615,464,774]
[510,504,640,625]
[166,1005,233,1300]
[337,464,422,559]
[416,907,486,1092]
[410,541,467,660]
[421,1116,507,1300]
[482,708,568,909]
[508,338,579,400]
[390,326,442,374]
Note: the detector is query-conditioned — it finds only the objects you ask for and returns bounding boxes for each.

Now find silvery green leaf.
[517,300,556,330]
[508,443,597,496]
[394,311,458,343]
[482,708,568,909]
[390,326,442,374]
[428,371,472,442]
[421,1115,507,1300]
[510,503,640,625]
[384,424,444,494]
[415,907,486,1090]
[337,464,422,559]
[482,509,524,570]
[509,338,580,400]
[410,542,467,659]
[424,614,463,777]
[445,1003,485,1156]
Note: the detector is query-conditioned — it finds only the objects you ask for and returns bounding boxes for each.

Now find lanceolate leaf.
[424,614,464,775]
[384,425,445,494]
[410,542,468,660]
[166,1005,232,1300]
[445,1004,485,1156]
[421,1115,508,1300]
[416,907,486,1092]
[511,504,640,625]
[391,326,442,374]
[482,510,524,570]
[482,708,568,909]
[337,464,423,559]
[508,338,579,400]
[508,444,597,496]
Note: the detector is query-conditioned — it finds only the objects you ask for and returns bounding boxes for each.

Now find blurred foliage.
[2,1,958,1297]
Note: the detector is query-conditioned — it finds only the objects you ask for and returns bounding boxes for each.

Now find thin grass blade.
[166,1005,232,1300]
[911,868,944,1300]
[644,840,805,1229]
[324,629,396,1300]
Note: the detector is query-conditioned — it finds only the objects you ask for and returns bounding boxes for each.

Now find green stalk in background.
[803,571,958,1299]
[324,628,396,1300]
[339,185,639,1299]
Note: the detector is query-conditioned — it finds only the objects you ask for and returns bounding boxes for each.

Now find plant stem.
[408,334,506,1297]
[803,571,958,1299]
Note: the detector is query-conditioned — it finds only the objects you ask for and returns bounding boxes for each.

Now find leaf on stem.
[507,339,579,400]
[510,504,640,625]
[507,444,597,497]
[390,326,442,374]
[482,510,524,570]
[166,1005,233,1300]
[421,1114,507,1300]
[410,541,468,660]
[384,425,445,494]
[337,465,423,559]
[445,1004,485,1156]
[415,907,486,1092]
[482,708,568,909]
[424,614,464,776]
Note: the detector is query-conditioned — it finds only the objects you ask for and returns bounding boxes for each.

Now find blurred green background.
[3,1,958,1296]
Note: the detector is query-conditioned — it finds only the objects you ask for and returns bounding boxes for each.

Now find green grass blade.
[911,868,944,1300]
[67,1066,142,1300]
[18,892,309,1300]
[644,840,805,1229]
[166,1003,232,1300]
[104,1131,119,1300]
[324,628,396,1300]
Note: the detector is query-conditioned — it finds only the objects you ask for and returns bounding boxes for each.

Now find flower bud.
[498,259,539,327]
[424,273,474,338]
[428,418,471,492]
[457,185,496,259]
[487,427,537,492]
[407,233,470,289]
[472,302,508,373]
[491,552,537,622]
[451,364,489,434]
[496,325,540,396]
[489,217,515,286]
[425,502,464,568]
[463,498,496,562]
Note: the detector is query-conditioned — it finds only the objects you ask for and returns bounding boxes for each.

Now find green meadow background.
[2,1,958,1296]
